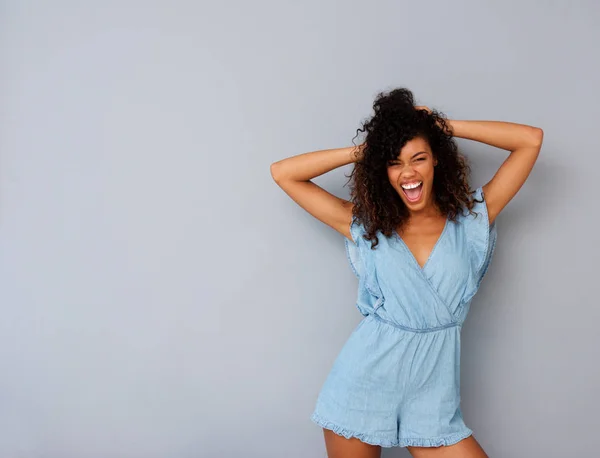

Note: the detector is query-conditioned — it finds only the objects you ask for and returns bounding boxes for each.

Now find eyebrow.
[393,151,427,160]
[392,151,429,161]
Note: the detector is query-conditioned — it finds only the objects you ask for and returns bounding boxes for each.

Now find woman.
[270,88,543,458]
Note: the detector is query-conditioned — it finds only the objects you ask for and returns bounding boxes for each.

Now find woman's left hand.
[415,105,432,114]
[415,105,450,131]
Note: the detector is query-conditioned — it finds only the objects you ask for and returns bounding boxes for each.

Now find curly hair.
[347,87,482,249]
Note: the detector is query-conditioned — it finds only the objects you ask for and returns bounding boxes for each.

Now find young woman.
[270,88,543,458]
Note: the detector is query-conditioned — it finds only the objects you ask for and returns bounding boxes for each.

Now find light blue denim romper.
[311,187,497,448]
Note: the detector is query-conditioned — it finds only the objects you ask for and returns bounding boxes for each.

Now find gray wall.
[1,1,598,457]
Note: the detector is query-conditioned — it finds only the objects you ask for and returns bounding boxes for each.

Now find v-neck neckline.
[394,217,450,271]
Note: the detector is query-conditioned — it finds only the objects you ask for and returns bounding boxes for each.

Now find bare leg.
[407,435,488,458]
[322,428,382,458]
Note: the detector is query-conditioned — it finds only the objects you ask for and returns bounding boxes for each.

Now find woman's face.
[387,136,438,213]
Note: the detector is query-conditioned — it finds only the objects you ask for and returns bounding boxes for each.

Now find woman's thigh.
[407,435,488,458]
[322,428,382,458]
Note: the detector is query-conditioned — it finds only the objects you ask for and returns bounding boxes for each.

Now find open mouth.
[401,181,423,203]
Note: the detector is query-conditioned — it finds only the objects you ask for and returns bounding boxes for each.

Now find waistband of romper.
[368,312,461,333]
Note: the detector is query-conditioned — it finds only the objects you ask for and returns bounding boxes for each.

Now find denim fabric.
[311,186,498,448]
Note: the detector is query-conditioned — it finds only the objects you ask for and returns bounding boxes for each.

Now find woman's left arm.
[448,120,544,225]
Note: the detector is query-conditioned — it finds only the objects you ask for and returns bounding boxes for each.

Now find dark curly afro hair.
[347,87,482,249]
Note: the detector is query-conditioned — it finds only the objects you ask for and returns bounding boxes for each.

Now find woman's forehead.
[397,137,432,158]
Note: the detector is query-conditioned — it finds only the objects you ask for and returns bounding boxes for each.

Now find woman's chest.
[371,225,472,301]
[396,219,449,269]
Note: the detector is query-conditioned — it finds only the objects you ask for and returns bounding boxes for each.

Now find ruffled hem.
[310,412,473,448]
[398,429,473,448]
[310,411,399,447]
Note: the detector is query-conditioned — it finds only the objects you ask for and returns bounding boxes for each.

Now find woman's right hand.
[352,143,366,162]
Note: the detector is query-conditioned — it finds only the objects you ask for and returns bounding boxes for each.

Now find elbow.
[270,161,283,183]
[531,127,544,148]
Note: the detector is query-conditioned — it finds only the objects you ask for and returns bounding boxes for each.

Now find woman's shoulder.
[456,186,488,221]
[348,215,365,245]
[345,216,391,278]
[347,216,389,251]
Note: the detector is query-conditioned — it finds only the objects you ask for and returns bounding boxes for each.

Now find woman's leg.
[323,428,382,458]
[407,435,488,458]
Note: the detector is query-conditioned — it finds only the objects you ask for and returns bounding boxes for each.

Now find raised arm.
[270,145,364,241]
[449,119,544,224]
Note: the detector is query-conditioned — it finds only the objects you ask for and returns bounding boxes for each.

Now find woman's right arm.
[270,145,364,241]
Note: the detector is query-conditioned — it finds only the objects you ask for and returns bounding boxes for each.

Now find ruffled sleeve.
[344,217,384,316]
[344,216,365,279]
[461,186,498,303]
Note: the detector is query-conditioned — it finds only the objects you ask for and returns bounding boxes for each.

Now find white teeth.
[401,181,422,189]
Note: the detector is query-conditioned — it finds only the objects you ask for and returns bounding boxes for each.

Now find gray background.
[1,1,598,457]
